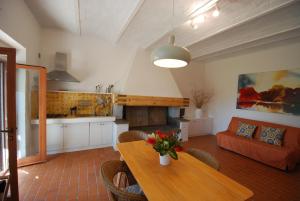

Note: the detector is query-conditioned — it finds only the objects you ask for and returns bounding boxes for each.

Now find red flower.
[155,130,168,139]
[146,138,156,145]
[155,130,162,135]
[174,146,183,152]
[158,133,168,139]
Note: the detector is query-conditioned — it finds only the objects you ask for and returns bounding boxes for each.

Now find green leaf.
[168,150,178,160]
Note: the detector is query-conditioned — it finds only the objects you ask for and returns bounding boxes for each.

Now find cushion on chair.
[236,122,257,138]
[125,184,144,195]
[260,126,285,146]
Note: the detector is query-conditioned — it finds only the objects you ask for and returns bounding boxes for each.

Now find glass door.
[0,47,19,201]
[16,64,46,167]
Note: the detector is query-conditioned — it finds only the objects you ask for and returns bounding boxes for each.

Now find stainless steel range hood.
[47,52,80,82]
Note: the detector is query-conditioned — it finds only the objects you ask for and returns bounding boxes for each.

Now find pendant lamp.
[151,0,191,68]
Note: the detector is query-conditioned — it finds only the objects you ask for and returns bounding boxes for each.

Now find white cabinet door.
[101,122,113,145]
[180,122,189,142]
[89,122,112,147]
[112,123,129,150]
[188,118,213,137]
[90,123,102,146]
[63,123,89,150]
[46,124,63,154]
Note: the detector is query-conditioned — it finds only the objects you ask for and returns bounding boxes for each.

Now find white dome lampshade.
[151,35,191,68]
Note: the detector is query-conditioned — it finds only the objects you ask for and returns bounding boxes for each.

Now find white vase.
[159,154,170,166]
[194,108,203,119]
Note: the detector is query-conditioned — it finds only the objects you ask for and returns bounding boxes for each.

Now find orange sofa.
[216,117,300,170]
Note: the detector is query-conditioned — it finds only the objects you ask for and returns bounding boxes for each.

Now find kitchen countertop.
[114,119,129,125]
[31,116,116,124]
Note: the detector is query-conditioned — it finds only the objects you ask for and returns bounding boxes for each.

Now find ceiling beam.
[190,2,300,59]
[194,27,300,61]
[115,0,145,43]
[145,0,297,50]
[74,0,81,35]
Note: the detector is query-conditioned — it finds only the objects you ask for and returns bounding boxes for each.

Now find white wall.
[0,40,8,47]
[41,29,182,97]
[123,48,182,97]
[41,29,135,92]
[170,61,205,119]
[0,0,41,65]
[204,37,300,134]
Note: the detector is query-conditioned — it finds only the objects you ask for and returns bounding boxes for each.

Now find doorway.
[0,47,19,201]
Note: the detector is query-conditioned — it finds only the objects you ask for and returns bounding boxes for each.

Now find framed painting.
[237,69,300,115]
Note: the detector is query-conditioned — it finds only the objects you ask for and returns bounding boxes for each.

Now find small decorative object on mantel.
[106,84,114,93]
[191,89,213,119]
[95,84,103,93]
[146,130,183,166]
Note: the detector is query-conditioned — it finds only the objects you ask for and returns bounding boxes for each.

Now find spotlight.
[191,23,199,29]
[193,15,205,24]
[212,8,220,17]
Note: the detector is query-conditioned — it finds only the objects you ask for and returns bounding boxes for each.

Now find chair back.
[118,130,148,143]
[100,160,147,201]
[186,148,220,170]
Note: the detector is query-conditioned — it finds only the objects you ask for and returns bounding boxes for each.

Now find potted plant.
[191,89,213,119]
[146,130,183,166]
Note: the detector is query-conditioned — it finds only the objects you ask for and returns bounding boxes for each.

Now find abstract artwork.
[237,69,300,115]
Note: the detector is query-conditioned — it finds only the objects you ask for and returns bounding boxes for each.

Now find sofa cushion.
[228,117,300,148]
[260,126,285,146]
[236,121,257,138]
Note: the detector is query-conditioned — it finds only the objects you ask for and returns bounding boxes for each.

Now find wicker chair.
[186,148,220,170]
[100,160,148,201]
[118,130,148,143]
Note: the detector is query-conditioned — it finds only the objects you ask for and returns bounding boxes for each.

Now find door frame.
[0,47,19,201]
[16,64,47,167]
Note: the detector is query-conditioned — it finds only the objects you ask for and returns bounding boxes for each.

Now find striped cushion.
[236,122,257,138]
[260,126,285,146]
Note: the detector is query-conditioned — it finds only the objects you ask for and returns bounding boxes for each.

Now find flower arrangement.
[146,130,183,160]
[191,89,213,109]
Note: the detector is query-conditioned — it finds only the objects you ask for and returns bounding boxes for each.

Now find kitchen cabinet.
[46,124,63,154]
[63,123,90,151]
[90,122,113,147]
[188,117,213,137]
[179,120,189,142]
[43,117,116,154]
[112,121,129,150]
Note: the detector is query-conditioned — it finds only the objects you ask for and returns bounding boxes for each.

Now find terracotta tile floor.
[18,135,300,201]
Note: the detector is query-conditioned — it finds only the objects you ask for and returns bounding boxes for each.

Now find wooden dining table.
[117,140,253,201]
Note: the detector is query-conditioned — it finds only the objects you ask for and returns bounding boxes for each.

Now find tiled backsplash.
[46,91,113,116]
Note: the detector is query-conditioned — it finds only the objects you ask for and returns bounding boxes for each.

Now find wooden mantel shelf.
[115,94,189,107]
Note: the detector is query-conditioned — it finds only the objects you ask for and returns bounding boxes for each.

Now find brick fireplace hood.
[115,94,189,107]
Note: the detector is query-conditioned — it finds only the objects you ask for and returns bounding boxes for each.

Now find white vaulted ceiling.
[24,0,79,33]
[25,0,144,42]
[25,0,300,58]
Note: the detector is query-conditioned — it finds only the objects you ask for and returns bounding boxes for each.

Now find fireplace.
[123,106,179,133]
[112,95,190,148]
